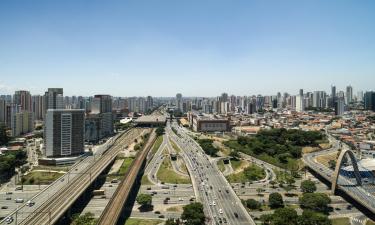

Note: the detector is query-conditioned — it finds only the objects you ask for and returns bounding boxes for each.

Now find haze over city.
[1,0,375,96]
[1,1,375,225]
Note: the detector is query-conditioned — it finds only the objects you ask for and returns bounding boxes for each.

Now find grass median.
[157,156,191,184]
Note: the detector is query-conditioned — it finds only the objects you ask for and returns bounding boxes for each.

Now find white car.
[212,201,216,206]
[5,217,13,224]
[219,208,223,214]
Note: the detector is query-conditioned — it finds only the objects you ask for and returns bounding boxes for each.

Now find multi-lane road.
[0,128,146,225]
[167,119,255,225]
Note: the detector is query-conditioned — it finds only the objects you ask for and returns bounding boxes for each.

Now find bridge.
[303,136,375,217]
[96,130,156,225]
[0,128,147,225]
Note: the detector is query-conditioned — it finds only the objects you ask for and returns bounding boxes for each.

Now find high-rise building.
[313,91,326,108]
[11,105,34,136]
[45,109,85,157]
[85,95,113,143]
[364,91,375,111]
[335,98,346,115]
[44,88,64,118]
[331,85,336,107]
[299,89,304,97]
[0,99,6,125]
[14,90,32,111]
[346,85,353,104]
[32,95,44,121]
[295,95,304,112]
[176,93,182,112]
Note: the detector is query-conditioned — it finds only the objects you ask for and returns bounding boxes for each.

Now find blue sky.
[0,0,374,97]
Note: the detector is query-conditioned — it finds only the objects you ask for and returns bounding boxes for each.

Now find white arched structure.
[331,149,362,194]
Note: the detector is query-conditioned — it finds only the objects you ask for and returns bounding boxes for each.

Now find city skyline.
[1,0,375,96]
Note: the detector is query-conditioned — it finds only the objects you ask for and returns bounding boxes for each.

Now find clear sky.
[0,0,374,97]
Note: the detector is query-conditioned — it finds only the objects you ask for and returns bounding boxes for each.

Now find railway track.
[18,128,146,225]
[96,130,157,225]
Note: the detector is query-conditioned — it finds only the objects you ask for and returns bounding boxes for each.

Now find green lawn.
[230,159,246,171]
[367,220,375,225]
[157,156,191,184]
[217,160,225,172]
[141,175,153,185]
[124,218,162,225]
[21,171,64,185]
[118,157,135,175]
[152,136,164,155]
[331,218,350,225]
[226,164,265,183]
[170,138,181,153]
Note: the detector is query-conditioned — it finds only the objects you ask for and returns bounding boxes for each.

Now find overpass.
[1,128,146,225]
[303,136,375,217]
[96,130,156,225]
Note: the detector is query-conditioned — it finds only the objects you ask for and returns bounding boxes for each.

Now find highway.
[303,134,375,215]
[0,128,146,225]
[167,119,255,225]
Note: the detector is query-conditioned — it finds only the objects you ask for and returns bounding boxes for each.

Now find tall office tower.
[32,95,44,121]
[256,95,264,111]
[137,97,146,113]
[176,93,182,112]
[14,90,32,111]
[11,105,34,137]
[0,99,6,125]
[91,95,112,114]
[146,96,153,112]
[291,96,296,110]
[335,98,346,115]
[364,91,375,111]
[44,88,64,118]
[295,95,304,112]
[357,91,364,102]
[331,85,336,107]
[346,85,353,104]
[45,109,85,157]
[221,93,228,102]
[299,89,304,97]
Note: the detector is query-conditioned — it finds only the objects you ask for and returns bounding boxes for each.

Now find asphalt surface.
[167,119,255,225]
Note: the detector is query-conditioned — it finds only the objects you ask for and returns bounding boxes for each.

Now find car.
[1,206,8,209]
[178,198,183,201]
[5,192,12,195]
[212,201,216,206]
[15,198,24,203]
[346,205,353,210]
[5,197,11,200]
[5,217,13,224]
[146,187,151,190]
[225,189,229,193]
[219,209,223,214]
[154,211,161,214]
[335,207,341,211]
[234,212,239,218]
[15,186,23,191]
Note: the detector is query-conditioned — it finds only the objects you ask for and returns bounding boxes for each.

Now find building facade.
[45,109,85,157]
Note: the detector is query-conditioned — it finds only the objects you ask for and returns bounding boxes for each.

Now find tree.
[0,124,9,146]
[156,126,165,136]
[285,176,295,187]
[299,193,331,213]
[298,210,331,225]
[269,192,284,209]
[71,212,96,225]
[136,193,152,206]
[269,180,277,189]
[328,160,336,169]
[181,202,205,225]
[165,218,180,225]
[300,180,317,193]
[229,150,239,159]
[246,199,261,210]
[272,207,298,225]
